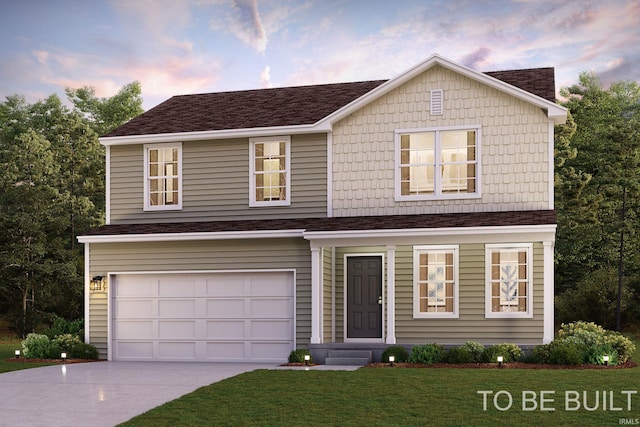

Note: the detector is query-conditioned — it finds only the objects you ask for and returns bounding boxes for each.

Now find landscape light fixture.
[14,350,20,359]
[91,275,104,292]
[603,355,610,366]
[389,355,395,366]
[497,355,504,368]
[304,354,310,366]
[61,352,67,361]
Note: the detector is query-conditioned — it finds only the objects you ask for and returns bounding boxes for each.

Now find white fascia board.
[77,229,306,243]
[304,224,557,242]
[99,124,325,146]
[318,53,567,126]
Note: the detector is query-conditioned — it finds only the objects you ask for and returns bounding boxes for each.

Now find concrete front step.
[324,350,372,366]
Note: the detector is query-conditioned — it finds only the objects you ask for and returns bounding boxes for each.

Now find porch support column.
[310,246,322,344]
[543,241,554,344]
[386,245,396,344]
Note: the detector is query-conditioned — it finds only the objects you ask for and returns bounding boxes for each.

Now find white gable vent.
[430,89,443,115]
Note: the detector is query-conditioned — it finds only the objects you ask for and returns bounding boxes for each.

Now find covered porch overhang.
[303,223,557,346]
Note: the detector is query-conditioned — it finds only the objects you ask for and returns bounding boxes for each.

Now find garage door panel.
[158,320,196,339]
[250,320,292,339]
[250,298,293,317]
[116,300,154,317]
[206,276,245,296]
[116,342,154,359]
[158,278,198,297]
[116,278,155,297]
[206,342,245,360]
[207,299,245,317]
[158,342,196,359]
[113,272,294,362]
[115,320,153,339]
[207,320,245,339]
[249,279,292,297]
[250,342,291,359]
[158,299,196,317]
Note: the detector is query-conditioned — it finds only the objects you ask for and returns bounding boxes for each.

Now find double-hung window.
[413,245,459,318]
[396,126,480,200]
[144,143,182,210]
[485,244,533,318]
[250,136,291,206]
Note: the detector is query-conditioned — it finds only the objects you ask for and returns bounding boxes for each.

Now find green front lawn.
[0,341,54,373]
[123,365,640,426]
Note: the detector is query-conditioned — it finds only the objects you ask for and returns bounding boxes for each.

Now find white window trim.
[249,136,291,207]
[394,124,482,201]
[484,243,533,319]
[143,142,183,211]
[413,245,459,319]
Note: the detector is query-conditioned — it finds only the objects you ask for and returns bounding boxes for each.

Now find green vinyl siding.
[109,133,327,223]
[88,238,311,356]
[395,243,545,345]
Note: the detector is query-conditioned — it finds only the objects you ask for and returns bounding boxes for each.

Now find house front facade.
[78,54,567,363]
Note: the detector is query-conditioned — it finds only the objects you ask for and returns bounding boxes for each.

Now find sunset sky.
[1,0,638,110]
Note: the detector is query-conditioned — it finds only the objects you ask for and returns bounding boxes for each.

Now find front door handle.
[377,296,382,305]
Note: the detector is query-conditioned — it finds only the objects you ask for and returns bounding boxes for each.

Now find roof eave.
[99,123,331,146]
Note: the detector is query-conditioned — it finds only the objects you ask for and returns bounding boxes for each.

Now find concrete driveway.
[0,361,273,426]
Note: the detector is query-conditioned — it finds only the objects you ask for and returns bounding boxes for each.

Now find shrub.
[444,347,475,364]
[53,333,82,352]
[288,349,312,364]
[43,317,84,340]
[585,344,619,366]
[69,342,99,360]
[547,341,585,365]
[382,345,409,363]
[409,343,445,364]
[22,333,51,359]
[481,343,523,363]
[460,341,485,363]
[558,321,635,363]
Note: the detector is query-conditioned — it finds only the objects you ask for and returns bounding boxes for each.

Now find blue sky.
[1,0,638,110]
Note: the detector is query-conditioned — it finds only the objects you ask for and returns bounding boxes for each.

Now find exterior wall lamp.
[91,275,105,292]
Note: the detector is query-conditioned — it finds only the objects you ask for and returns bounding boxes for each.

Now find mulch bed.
[365,361,637,369]
[4,357,103,364]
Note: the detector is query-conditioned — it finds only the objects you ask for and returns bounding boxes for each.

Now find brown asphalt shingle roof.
[104,68,557,138]
[83,210,556,237]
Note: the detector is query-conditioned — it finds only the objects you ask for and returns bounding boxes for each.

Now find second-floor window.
[395,126,480,200]
[144,143,182,211]
[250,136,291,206]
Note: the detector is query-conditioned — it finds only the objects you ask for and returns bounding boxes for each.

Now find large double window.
[396,126,480,200]
[144,143,182,211]
[413,245,459,318]
[250,136,291,206]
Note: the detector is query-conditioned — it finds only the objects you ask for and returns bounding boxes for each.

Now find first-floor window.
[413,245,459,318]
[485,244,533,318]
[144,143,182,210]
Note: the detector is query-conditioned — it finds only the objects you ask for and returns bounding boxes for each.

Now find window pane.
[490,249,528,313]
[146,146,180,208]
[417,249,455,314]
[253,140,288,203]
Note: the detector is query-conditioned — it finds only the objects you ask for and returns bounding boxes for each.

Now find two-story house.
[78,54,567,363]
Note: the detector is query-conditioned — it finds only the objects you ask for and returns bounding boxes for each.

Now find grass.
[122,338,640,427]
[0,341,54,373]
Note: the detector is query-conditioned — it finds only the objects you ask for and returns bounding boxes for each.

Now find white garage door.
[112,272,294,362]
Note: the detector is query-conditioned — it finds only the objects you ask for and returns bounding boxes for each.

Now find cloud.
[227,0,268,53]
[260,65,272,88]
[461,47,492,69]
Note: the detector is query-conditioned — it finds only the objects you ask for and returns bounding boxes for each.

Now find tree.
[66,81,144,136]
[555,72,640,330]
[0,83,143,335]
